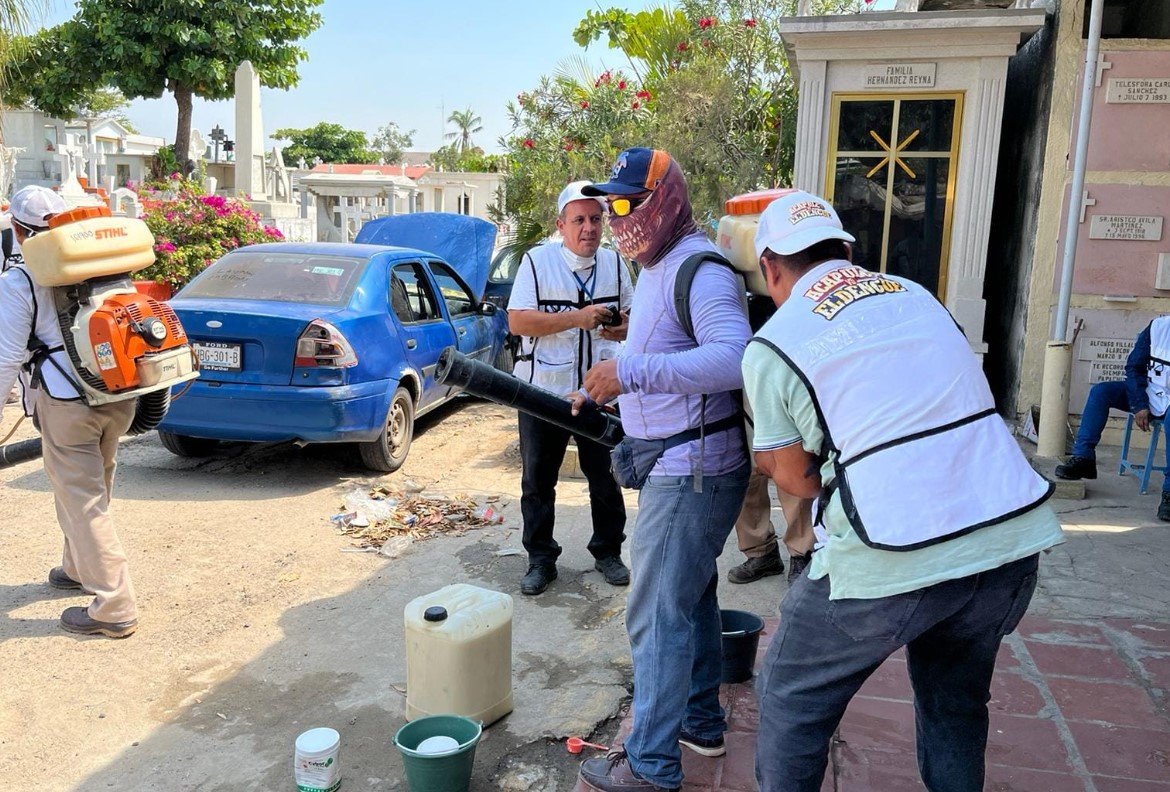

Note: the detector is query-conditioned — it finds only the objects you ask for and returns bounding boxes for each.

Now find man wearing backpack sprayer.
[508,181,635,596]
[0,186,140,639]
[744,190,1064,792]
[571,148,752,792]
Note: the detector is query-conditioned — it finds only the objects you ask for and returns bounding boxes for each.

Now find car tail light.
[294,320,358,368]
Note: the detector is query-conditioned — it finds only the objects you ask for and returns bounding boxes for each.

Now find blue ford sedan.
[157,214,508,472]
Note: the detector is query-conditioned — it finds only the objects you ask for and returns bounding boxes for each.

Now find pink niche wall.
[1053,183,1170,296]
[1068,50,1170,173]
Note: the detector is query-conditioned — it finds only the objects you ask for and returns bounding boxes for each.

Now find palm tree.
[445,108,483,154]
[0,0,47,147]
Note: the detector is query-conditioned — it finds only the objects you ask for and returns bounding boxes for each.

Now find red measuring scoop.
[566,737,609,754]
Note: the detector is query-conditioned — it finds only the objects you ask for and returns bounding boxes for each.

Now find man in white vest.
[1055,318,1170,521]
[742,190,1064,792]
[507,181,635,596]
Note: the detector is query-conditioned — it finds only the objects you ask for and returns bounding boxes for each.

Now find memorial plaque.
[864,63,936,89]
[1106,78,1170,104]
[1088,215,1163,241]
[1079,337,1131,384]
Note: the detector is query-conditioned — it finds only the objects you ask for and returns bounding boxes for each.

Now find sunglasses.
[608,193,650,217]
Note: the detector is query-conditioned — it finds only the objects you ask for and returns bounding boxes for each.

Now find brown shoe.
[579,750,678,791]
[60,606,138,639]
[48,567,93,594]
[728,548,784,584]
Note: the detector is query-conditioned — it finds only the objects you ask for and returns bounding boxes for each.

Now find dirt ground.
[0,397,663,791]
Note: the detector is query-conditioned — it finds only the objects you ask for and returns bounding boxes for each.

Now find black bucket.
[720,609,765,684]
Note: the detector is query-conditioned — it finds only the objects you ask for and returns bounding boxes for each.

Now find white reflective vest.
[1147,316,1170,417]
[513,244,627,395]
[752,261,1053,551]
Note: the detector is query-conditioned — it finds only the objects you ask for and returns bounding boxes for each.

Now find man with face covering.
[508,181,635,595]
[571,149,752,792]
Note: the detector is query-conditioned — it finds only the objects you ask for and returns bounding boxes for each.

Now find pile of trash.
[331,482,506,558]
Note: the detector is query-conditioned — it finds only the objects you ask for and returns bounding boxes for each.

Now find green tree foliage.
[6,0,322,164]
[498,0,866,261]
[272,121,376,165]
[431,142,506,174]
[370,121,414,164]
[445,108,483,154]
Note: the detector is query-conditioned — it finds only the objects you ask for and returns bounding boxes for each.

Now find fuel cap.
[423,606,448,622]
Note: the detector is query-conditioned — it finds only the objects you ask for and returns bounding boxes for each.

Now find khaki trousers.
[35,390,138,623]
[733,467,815,558]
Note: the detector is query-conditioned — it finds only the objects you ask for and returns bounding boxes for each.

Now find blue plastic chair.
[1117,414,1167,495]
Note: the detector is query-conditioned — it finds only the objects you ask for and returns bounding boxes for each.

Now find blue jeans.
[755,553,1040,792]
[624,464,750,789]
[1073,381,1170,491]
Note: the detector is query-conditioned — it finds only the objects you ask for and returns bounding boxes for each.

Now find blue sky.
[40,0,895,154]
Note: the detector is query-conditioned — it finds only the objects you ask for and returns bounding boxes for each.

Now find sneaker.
[520,564,557,596]
[48,566,92,594]
[595,555,630,586]
[728,548,784,584]
[787,550,813,584]
[678,730,726,757]
[59,606,137,639]
[579,749,679,792]
[1158,492,1170,522]
[1054,455,1097,480]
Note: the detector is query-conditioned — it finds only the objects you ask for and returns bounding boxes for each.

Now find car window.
[181,251,365,306]
[390,262,442,323]
[428,261,475,318]
[489,248,521,285]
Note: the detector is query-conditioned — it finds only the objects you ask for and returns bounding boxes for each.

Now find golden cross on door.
[866,128,921,179]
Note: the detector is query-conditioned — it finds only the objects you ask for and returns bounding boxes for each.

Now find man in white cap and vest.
[1055,320,1170,521]
[743,190,1064,792]
[507,180,634,595]
[0,185,140,638]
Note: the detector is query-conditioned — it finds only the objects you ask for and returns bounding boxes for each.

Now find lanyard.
[571,265,595,303]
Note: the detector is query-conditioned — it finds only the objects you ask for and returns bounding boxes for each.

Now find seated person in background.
[1056,316,1170,521]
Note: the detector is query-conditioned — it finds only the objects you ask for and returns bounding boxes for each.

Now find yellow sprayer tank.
[403,584,513,726]
[716,188,798,297]
[20,207,156,288]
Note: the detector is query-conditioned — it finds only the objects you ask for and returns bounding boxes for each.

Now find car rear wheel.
[157,431,220,457]
[358,386,415,472]
[493,339,515,373]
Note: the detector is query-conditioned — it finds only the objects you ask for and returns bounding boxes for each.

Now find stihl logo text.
[94,227,129,240]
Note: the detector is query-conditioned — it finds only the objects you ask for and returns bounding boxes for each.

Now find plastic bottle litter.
[343,489,398,522]
[379,536,413,559]
[474,506,504,524]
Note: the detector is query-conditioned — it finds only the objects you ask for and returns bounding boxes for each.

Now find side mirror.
[478,301,498,315]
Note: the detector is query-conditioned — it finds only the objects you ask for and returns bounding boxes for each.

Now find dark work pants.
[518,411,626,566]
[756,553,1040,792]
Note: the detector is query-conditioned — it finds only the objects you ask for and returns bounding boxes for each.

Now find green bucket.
[393,715,482,792]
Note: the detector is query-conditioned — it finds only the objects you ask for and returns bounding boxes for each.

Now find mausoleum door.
[825,93,962,300]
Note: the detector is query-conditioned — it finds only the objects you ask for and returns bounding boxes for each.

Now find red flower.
[593,70,612,89]
[523,138,535,149]
[677,41,688,51]
[744,18,757,27]
[580,100,589,109]
[617,79,627,90]
[632,101,641,110]
[699,16,716,30]
[636,90,652,100]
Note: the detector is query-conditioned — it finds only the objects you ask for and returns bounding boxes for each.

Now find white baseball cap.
[6,185,68,231]
[557,180,607,215]
[754,189,855,259]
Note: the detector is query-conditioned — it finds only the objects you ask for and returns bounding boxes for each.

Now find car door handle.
[458,328,466,336]
[406,339,417,349]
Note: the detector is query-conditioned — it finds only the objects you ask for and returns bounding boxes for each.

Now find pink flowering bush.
[133,174,284,291]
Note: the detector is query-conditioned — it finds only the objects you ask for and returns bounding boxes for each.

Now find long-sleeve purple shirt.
[616,232,751,477]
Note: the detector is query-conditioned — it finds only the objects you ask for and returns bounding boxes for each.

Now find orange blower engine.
[21,205,198,416]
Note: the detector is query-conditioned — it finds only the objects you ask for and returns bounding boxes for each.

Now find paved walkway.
[575,614,1170,792]
[572,440,1170,792]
